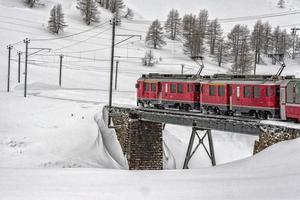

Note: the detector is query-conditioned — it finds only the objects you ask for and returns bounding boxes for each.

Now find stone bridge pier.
[112,113,163,170]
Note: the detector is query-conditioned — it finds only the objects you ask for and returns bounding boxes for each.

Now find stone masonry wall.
[112,112,163,170]
[254,127,300,154]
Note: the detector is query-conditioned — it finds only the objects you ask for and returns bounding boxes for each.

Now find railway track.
[107,105,300,136]
[136,107,261,123]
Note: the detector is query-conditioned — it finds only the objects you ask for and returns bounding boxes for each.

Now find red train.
[136,73,300,122]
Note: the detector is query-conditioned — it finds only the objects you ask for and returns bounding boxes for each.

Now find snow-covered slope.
[126,0,300,19]
[126,0,300,39]
[1,137,300,200]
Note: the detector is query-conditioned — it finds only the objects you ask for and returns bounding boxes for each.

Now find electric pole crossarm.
[28,48,51,57]
[114,35,142,46]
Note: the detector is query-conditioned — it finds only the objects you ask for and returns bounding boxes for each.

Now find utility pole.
[24,38,30,98]
[107,18,142,127]
[291,27,300,59]
[108,17,117,127]
[181,64,184,74]
[17,51,22,83]
[59,55,64,87]
[23,42,50,98]
[115,60,119,90]
[7,45,12,92]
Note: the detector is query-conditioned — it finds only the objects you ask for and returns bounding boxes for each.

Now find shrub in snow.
[24,0,43,8]
[123,7,134,20]
[48,4,67,34]
[278,0,285,8]
[142,49,158,67]
[77,0,100,25]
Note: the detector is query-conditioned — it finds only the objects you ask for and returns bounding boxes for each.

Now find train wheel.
[257,111,267,120]
[213,107,219,115]
[202,106,209,114]
[184,105,191,112]
[138,102,145,108]
[227,111,234,116]
[265,112,272,120]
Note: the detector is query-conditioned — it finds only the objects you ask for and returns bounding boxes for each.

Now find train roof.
[138,73,200,82]
[201,74,297,85]
[203,74,295,81]
[138,73,297,84]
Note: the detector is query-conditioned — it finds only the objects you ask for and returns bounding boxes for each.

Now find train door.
[158,82,162,104]
[280,86,287,120]
[228,85,233,111]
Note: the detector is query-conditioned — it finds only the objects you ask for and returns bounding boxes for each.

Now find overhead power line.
[31,20,110,42]
[52,27,111,52]
[123,10,300,24]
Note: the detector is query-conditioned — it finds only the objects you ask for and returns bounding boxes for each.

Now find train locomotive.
[136,73,300,123]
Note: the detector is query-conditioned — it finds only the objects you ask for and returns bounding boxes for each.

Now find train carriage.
[200,75,282,118]
[136,74,201,110]
[200,80,231,114]
[280,79,300,122]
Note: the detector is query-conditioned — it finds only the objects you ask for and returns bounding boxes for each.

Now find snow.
[262,119,300,129]
[0,138,300,200]
[125,0,300,32]
[0,0,299,199]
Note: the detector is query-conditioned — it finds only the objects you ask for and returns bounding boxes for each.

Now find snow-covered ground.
[1,138,300,200]
[0,0,300,199]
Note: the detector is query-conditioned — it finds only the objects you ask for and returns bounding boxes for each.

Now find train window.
[267,86,272,97]
[287,82,295,103]
[296,83,300,104]
[195,85,200,92]
[145,83,149,92]
[209,85,216,96]
[244,86,252,98]
[165,84,168,93]
[276,87,280,97]
[218,86,225,96]
[178,84,183,93]
[237,86,240,98]
[254,86,261,98]
[171,84,177,93]
[151,83,157,92]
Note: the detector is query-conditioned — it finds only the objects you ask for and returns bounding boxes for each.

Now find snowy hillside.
[126,0,300,27]
[0,0,300,199]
